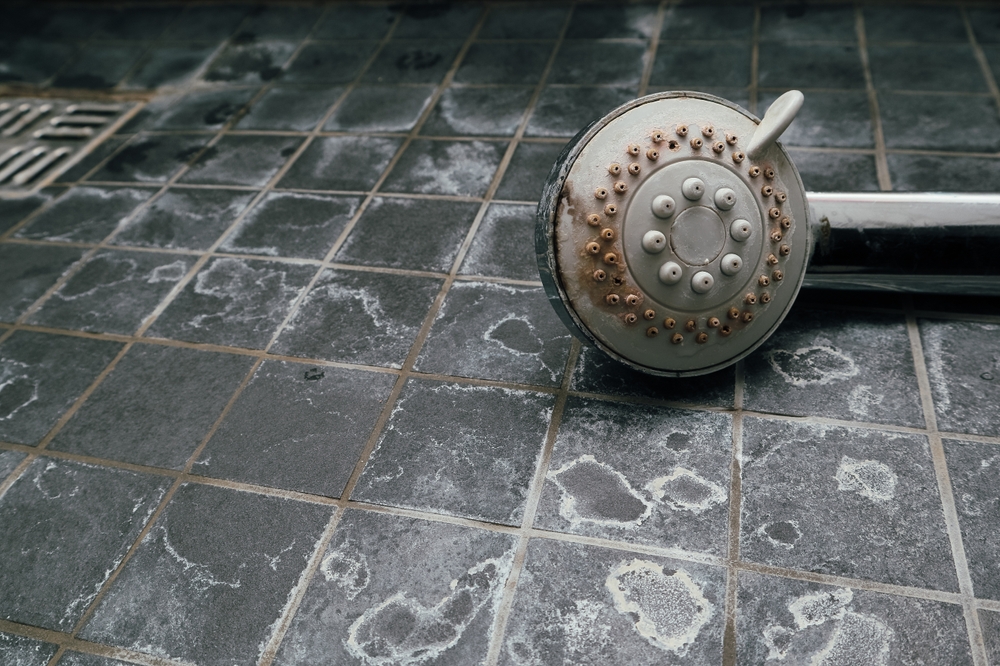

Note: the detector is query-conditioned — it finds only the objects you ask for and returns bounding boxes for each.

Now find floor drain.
[0,97,143,198]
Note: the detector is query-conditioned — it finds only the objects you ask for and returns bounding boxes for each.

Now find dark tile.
[647,86,752,111]
[986,46,1000,83]
[395,4,481,39]
[364,41,462,84]
[51,345,253,469]
[759,90,872,149]
[203,40,298,84]
[59,653,133,666]
[551,41,646,86]
[864,6,967,44]
[147,257,316,349]
[180,135,303,187]
[52,43,146,89]
[91,6,180,41]
[797,288,903,311]
[970,8,1000,44]
[888,153,1000,192]
[416,281,573,386]
[0,39,75,85]
[566,5,658,39]
[869,45,985,92]
[537,398,731,554]
[279,135,402,191]
[759,4,857,42]
[238,6,323,40]
[500,538,726,665]
[921,320,1000,437]
[150,87,259,131]
[0,458,168,631]
[335,197,478,271]
[983,610,1000,664]
[313,5,397,40]
[273,509,516,666]
[237,85,344,131]
[272,269,442,368]
[82,484,331,665]
[495,142,564,202]
[758,43,864,89]
[736,572,972,665]
[456,42,551,85]
[479,6,568,39]
[526,86,636,138]
[199,362,395,496]
[879,93,1000,152]
[422,86,532,136]
[89,134,211,183]
[0,332,121,445]
[912,294,1000,317]
[0,632,57,666]
[459,203,538,280]
[788,149,879,191]
[284,41,380,84]
[163,5,248,41]
[741,418,956,590]
[945,438,1000,600]
[37,8,112,40]
[0,189,61,236]
[15,186,154,244]
[27,251,195,335]
[122,44,218,89]
[353,379,553,524]
[222,191,359,260]
[744,309,923,426]
[571,345,736,407]
[381,139,506,197]
[0,244,84,322]
[114,188,255,251]
[325,84,435,132]
[58,138,129,183]
[651,42,752,88]
[662,4,755,40]
[0,450,26,479]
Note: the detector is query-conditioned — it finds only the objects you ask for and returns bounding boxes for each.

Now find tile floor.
[1,2,999,665]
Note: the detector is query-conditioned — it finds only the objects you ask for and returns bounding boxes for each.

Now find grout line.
[855,6,893,191]
[636,1,668,98]
[749,5,761,115]
[962,5,1000,119]
[722,360,745,666]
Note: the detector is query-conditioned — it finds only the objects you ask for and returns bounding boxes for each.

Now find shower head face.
[536,91,812,377]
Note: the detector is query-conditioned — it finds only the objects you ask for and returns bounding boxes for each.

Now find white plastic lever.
[746,90,804,159]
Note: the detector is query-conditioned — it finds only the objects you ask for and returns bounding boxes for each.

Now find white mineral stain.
[189,258,296,330]
[322,281,390,331]
[835,456,897,502]
[320,548,370,600]
[756,520,802,550]
[921,324,951,414]
[548,455,652,527]
[789,588,853,629]
[763,624,796,660]
[847,384,884,418]
[645,467,726,514]
[767,345,860,387]
[146,260,189,284]
[408,142,495,195]
[57,255,138,301]
[809,611,892,666]
[161,525,241,591]
[606,559,713,655]
[0,359,39,421]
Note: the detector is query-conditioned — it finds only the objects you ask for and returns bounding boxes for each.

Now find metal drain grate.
[0,98,143,198]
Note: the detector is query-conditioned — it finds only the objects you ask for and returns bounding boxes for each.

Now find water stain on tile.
[382,139,505,198]
[549,455,652,527]
[646,468,726,515]
[834,456,897,502]
[319,547,370,601]
[0,631,58,666]
[757,520,803,550]
[767,345,860,387]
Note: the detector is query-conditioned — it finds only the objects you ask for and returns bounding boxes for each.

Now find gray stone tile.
[651,42,752,88]
[36,8,111,40]
[565,5,658,39]
[416,281,573,386]
[222,191,360,259]
[0,632,57,666]
[272,269,442,368]
[922,321,1000,437]
[738,572,972,664]
[82,484,331,666]
[59,138,129,182]
[759,43,864,89]
[526,86,637,138]
[203,40,298,84]
[455,42,552,85]
[381,139,506,197]
[969,9,1000,44]
[324,85,435,132]
[0,331,122,445]
[662,4,755,40]
[759,90,873,149]
[536,398,732,554]
[237,86,344,131]
[479,6,568,39]
[494,142,565,202]
[0,38,75,85]
[864,6,967,43]
[278,135,403,192]
[91,6,180,40]
[27,251,195,335]
[551,41,646,86]
[273,509,516,666]
[353,379,553,525]
[422,86,533,136]
[59,652,133,666]
[284,41,380,84]
[888,153,1000,192]
[0,244,84,322]
[180,135,304,187]
[238,5,323,40]
[759,4,857,42]
[122,44,218,89]
[163,5,248,41]
[313,5,397,40]
[945,438,1000,600]
[0,450,26,479]
[150,87,259,131]
[113,188,256,251]
[744,309,923,426]
[869,45,986,92]
[364,41,463,84]
[788,149,879,192]
[15,187,155,243]
[198,361,395,497]
[741,418,957,591]
[396,4,481,39]
[50,345,253,470]
[0,189,61,236]
[0,458,169,631]
[499,538,726,665]
[335,197,479,272]
[459,203,538,280]
[52,43,146,89]
[88,133,210,183]
[570,345,736,407]
[983,609,1000,664]
[879,92,1000,152]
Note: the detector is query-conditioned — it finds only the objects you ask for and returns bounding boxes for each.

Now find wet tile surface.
[456,43,552,85]
[15,187,155,244]
[278,135,403,192]
[983,609,1000,664]
[422,86,533,137]
[123,44,218,89]
[0,244,84,323]
[527,86,636,137]
[113,188,256,251]
[88,134,211,183]
[888,153,1000,192]
[944,438,1000,600]
[787,150,880,192]
[758,43,864,89]
[381,139,506,197]
[148,87,259,131]
[651,43,752,89]
[879,93,1000,152]
[760,91,873,149]
[325,84,435,133]
[921,320,1000,436]
[495,142,566,202]
[352,379,553,525]
[759,5,857,42]
[180,135,304,187]
[364,41,463,85]
[551,41,646,87]
[237,86,344,131]
[203,40,298,85]
[869,45,985,92]
[459,203,540,280]
[0,632,58,666]
[283,41,379,84]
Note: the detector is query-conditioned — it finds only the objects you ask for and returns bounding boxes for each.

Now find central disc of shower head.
[536,91,812,376]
